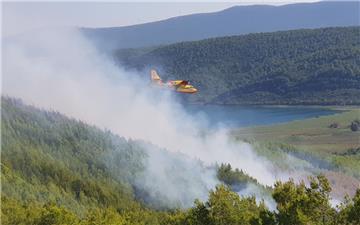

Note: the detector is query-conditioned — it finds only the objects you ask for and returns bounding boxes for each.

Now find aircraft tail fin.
[150,69,162,83]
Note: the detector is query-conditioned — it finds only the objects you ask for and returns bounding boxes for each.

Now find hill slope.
[1,97,265,220]
[82,1,360,50]
[115,27,360,105]
[1,97,146,215]
[2,97,360,224]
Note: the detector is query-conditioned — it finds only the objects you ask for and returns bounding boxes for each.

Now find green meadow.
[232,108,360,154]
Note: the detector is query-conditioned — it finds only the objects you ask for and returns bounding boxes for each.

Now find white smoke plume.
[237,183,277,211]
[2,28,293,207]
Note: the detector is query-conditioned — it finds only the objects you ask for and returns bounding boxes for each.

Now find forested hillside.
[2,97,360,224]
[115,27,360,105]
[1,97,160,221]
[0,97,264,224]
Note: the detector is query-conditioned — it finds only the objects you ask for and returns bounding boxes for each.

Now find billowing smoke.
[3,29,296,208]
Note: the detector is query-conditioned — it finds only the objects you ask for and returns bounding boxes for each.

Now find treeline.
[1,97,360,224]
[115,27,360,105]
[2,178,360,225]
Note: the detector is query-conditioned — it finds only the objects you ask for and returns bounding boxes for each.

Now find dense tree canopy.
[115,27,360,105]
[2,97,359,224]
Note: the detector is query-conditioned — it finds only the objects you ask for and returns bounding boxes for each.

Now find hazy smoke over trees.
[3,29,317,208]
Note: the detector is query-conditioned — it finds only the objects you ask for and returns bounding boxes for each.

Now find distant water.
[185,105,339,128]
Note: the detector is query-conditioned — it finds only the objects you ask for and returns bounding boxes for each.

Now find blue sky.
[2,1,321,37]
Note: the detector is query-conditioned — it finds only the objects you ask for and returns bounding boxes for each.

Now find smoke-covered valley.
[2,28,348,209]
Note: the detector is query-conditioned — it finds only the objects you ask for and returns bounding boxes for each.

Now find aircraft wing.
[169,80,189,87]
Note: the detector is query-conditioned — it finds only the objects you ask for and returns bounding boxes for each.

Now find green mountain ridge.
[115,26,360,105]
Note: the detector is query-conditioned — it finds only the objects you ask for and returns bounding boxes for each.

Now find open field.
[232,108,360,154]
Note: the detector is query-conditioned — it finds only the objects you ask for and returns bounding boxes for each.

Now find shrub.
[350,120,360,132]
[329,122,339,128]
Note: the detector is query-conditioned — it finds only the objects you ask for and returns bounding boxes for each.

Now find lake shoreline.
[185,104,346,128]
[187,102,360,110]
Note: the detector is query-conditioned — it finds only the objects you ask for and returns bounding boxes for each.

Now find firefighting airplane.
[150,69,198,94]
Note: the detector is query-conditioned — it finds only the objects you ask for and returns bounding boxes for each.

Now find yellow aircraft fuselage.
[150,69,198,94]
